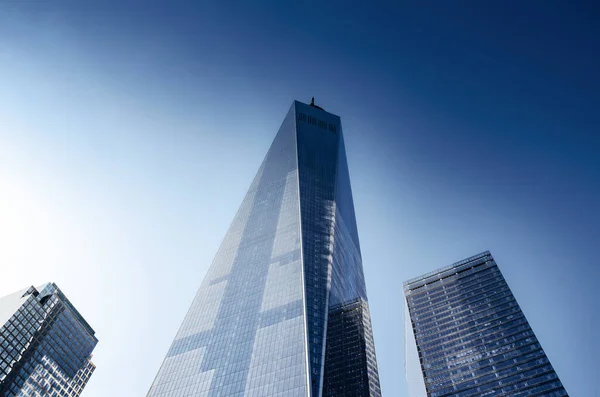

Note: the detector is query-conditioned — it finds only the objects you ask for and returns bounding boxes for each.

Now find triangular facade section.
[147,103,310,397]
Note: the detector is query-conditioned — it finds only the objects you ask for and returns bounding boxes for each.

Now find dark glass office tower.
[147,100,380,397]
[403,251,568,397]
[0,283,97,397]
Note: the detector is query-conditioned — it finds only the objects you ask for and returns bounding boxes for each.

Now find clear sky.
[1,1,598,396]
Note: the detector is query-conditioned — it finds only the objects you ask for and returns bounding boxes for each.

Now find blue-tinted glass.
[0,283,97,397]
[147,100,381,396]
[148,105,308,397]
[295,101,380,397]
[404,251,568,397]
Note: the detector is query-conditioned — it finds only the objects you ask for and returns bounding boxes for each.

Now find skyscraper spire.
[147,100,380,397]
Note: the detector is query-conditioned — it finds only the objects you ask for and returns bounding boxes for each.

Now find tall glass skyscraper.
[0,283,97,397]
[403,251,568,397]
[147,100,381,397]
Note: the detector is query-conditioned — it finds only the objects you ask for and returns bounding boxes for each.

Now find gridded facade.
[323,298,380,397]
[0,283,97,397]
[147,100,380,397]
[403,251,568,397]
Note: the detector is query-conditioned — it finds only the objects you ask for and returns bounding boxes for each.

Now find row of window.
[296,113,338,133]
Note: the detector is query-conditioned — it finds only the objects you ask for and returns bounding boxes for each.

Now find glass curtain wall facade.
[147,100,380,397]
[0,283,97,397]
[403,251,568,397]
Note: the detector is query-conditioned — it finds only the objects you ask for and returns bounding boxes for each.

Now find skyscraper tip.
[309,97,324,111]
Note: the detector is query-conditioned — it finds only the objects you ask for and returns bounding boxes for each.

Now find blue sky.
[1,1,598,396]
